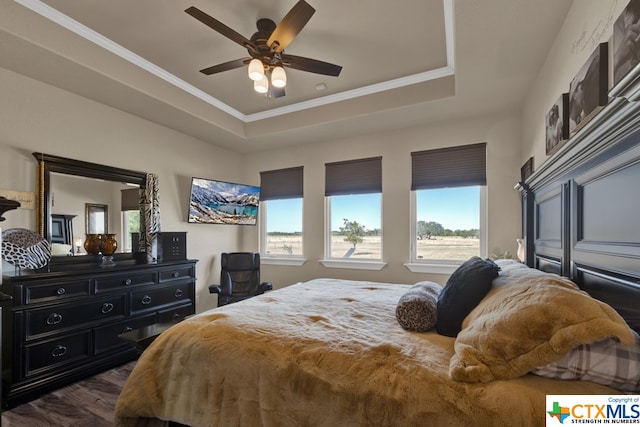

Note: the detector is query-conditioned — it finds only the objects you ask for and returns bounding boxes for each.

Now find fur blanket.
[450,260,635,382]
[115,278,622,427]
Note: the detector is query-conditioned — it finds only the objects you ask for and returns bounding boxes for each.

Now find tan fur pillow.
[449,262,636,383]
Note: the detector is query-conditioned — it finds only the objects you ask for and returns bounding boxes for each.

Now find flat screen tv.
[188,177,260,225]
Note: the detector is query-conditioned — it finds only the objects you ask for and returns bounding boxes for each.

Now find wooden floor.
[1,361,136,426]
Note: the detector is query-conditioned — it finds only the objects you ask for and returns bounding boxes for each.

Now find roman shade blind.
[121,188,139,211]
[325,156,382,196]
[411,143,487,190]
[260,166,303,201]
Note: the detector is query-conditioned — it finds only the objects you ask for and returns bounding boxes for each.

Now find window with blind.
[259,167,304,257]
[120,188,140,253]
[324,157,382,261]
[410,143,487,264]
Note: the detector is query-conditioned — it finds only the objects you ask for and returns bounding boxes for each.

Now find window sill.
[261,256,307,267]
[403,262,458,275]
[319,259,386,271]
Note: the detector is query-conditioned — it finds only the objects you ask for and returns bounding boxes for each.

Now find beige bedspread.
[114,278,620,427]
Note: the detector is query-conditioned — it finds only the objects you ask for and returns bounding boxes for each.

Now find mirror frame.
[33,152,147,266]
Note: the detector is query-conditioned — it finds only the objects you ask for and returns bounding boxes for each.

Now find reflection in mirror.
[49,172,136,255]
[34,152,147,265]
[85,203,108,234]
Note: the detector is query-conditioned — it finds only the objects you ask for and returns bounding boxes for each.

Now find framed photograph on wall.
[569,42,608,136]
[520,157,534,182]
[613,0,640,86]
[545,93,569,155]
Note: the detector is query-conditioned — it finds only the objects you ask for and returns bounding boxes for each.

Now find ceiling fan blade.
[282,54,342,76]
[200,58,251,75]
[185,6,256,52]
[267,0,315,53]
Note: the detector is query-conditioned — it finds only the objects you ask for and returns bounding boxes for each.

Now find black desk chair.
[209,252,273,306]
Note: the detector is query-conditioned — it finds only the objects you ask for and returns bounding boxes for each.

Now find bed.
[115,69,640,427]
[114,259,639,427]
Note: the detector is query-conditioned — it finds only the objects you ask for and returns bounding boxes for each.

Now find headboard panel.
[575,264,640,334]
[523,75,640,334]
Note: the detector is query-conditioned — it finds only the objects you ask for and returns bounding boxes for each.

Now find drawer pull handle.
[56,288,66,295]
[124,279,133,286]
[141,295,152,305]
[121,326,133,334]
[172,272,180,278]
[46,313,63,325]
[174,289,183,298]
[101,302,114,314]
[172,313,181,321]
[51,345,67,358]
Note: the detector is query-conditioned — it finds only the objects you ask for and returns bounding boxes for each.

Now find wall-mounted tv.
[188,177,260,225]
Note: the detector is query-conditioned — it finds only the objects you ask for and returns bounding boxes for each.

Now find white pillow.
[531,330,640,392]
[51,243,73,255]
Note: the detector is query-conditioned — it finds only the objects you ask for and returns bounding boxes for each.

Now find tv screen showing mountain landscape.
[188,177,260,225]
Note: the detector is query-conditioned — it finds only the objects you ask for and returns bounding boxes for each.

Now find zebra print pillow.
[1,228,51,270]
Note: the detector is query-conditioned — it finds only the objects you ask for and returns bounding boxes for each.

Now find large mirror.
[34,152,147,265]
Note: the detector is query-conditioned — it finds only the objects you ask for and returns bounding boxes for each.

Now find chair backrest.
[220,252,261,297]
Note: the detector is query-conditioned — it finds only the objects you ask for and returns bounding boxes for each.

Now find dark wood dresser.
[0,259,197,409]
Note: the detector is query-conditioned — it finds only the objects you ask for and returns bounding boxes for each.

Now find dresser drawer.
[131,283,193,314]
[158,304,195,324]
[94,271,157,293]
[24,279,92,305]
[159,266,194,283]
[25,295,127,339]
[24,331,91,378]
[94,314,156,354]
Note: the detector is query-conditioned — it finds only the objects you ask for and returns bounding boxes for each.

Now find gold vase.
[84,234,102,255]
[99,234,118,268]
[101,234,118,256]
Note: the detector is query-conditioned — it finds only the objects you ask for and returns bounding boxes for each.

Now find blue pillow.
[436,256,500,337]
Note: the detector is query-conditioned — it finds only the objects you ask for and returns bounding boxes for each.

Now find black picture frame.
[545,93,569,155]
[520,157,534,182]
[569,42,608,136]
[613,0,640,86]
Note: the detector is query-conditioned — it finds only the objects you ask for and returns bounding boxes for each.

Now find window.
[120,188,140,252]
[323,157,384,269]
[409,143,487,268]
[262,198,303,256]
[259,167,304,262]
[327,193,381,259]
[121,210,140,252]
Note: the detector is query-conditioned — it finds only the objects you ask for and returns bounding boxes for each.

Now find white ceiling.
[0,0,573,153]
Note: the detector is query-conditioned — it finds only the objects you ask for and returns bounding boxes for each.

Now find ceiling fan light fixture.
[254,74,269,93]
[271,66,287,88]
[248,58,264,81]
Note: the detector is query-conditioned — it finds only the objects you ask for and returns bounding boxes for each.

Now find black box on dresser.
[0,258,197,409]
[132,232,187,262]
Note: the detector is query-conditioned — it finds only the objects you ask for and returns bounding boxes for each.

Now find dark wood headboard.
[522,72,640,334]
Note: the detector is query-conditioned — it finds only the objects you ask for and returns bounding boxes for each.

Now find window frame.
[259,198,306,266]
[405,186,487,274]
[320,194,386,271]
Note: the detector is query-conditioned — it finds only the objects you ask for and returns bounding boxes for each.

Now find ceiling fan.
[185,0,342,97]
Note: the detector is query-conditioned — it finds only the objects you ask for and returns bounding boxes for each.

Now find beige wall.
[521,0,628,168]
[240,113,523,288]
[0,67,242,312]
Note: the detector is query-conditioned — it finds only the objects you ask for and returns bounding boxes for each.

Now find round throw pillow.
[396,281,441,332]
